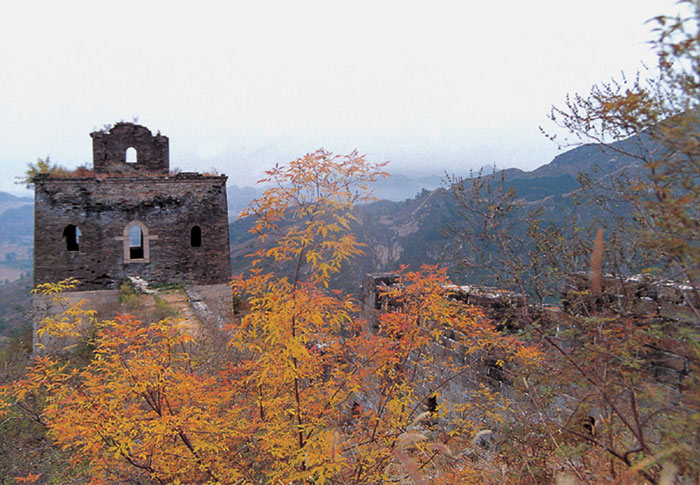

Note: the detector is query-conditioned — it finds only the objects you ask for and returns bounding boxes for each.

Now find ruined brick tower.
[33,122,231,289]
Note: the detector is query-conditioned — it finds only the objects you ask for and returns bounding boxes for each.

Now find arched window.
[63,224,80,252]
[117,221,157,263]
[128,225,144,259]
[190,225,201,247]
[126,147,137,164]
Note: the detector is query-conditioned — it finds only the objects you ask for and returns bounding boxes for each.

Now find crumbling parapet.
[561,272,697,386]
[358,272,515,428]
[360,272,529,331]
[359,272,401,330]
[359,272,519,386]
[185,284,233,330]
[361,271,695,389]
[90,122,169,174]
[562,272,699,325]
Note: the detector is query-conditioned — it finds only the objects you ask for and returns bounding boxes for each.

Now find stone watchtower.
[33,122,231,289]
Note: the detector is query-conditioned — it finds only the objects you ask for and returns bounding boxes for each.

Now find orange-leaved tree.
[2,278,251,483]
[1,150,539,483]
[229,149,540,482]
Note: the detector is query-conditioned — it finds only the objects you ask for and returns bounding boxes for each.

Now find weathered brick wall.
[562,272,699,325]
[34,174,231,289]
[34,122,230,290]
[90,122,169,174]
[32,289,121,354]
[358,272,513,425]
[362,271,694,391]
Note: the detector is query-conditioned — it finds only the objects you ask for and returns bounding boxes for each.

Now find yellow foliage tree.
[1,150,539,483]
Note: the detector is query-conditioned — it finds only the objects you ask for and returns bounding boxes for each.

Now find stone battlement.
[90,122,169,174]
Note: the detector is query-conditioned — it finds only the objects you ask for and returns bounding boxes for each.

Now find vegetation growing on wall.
[0,1,698,483]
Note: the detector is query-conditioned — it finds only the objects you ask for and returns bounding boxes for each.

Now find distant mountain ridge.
[229,137,645,291]
[226,173,443,219]
[0,194,33,249]
[0,192,32,216]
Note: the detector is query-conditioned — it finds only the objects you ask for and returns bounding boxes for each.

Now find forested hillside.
[229,136,647,292]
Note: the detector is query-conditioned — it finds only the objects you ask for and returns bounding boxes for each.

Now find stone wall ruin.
[33,122,231,290]
[360,271,695,390]
[91,122,169,174]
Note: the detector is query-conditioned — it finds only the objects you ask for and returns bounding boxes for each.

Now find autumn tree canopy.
[2,3,699,484]
[1,150,539,484]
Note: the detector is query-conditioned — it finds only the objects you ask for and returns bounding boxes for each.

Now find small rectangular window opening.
[64,225,80,252]
[191,226,202,247]
[129,225,144,259]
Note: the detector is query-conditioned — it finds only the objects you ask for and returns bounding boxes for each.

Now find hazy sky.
[0,0,679,196]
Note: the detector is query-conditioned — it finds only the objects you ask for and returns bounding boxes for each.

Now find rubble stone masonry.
[33,123,231,289]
